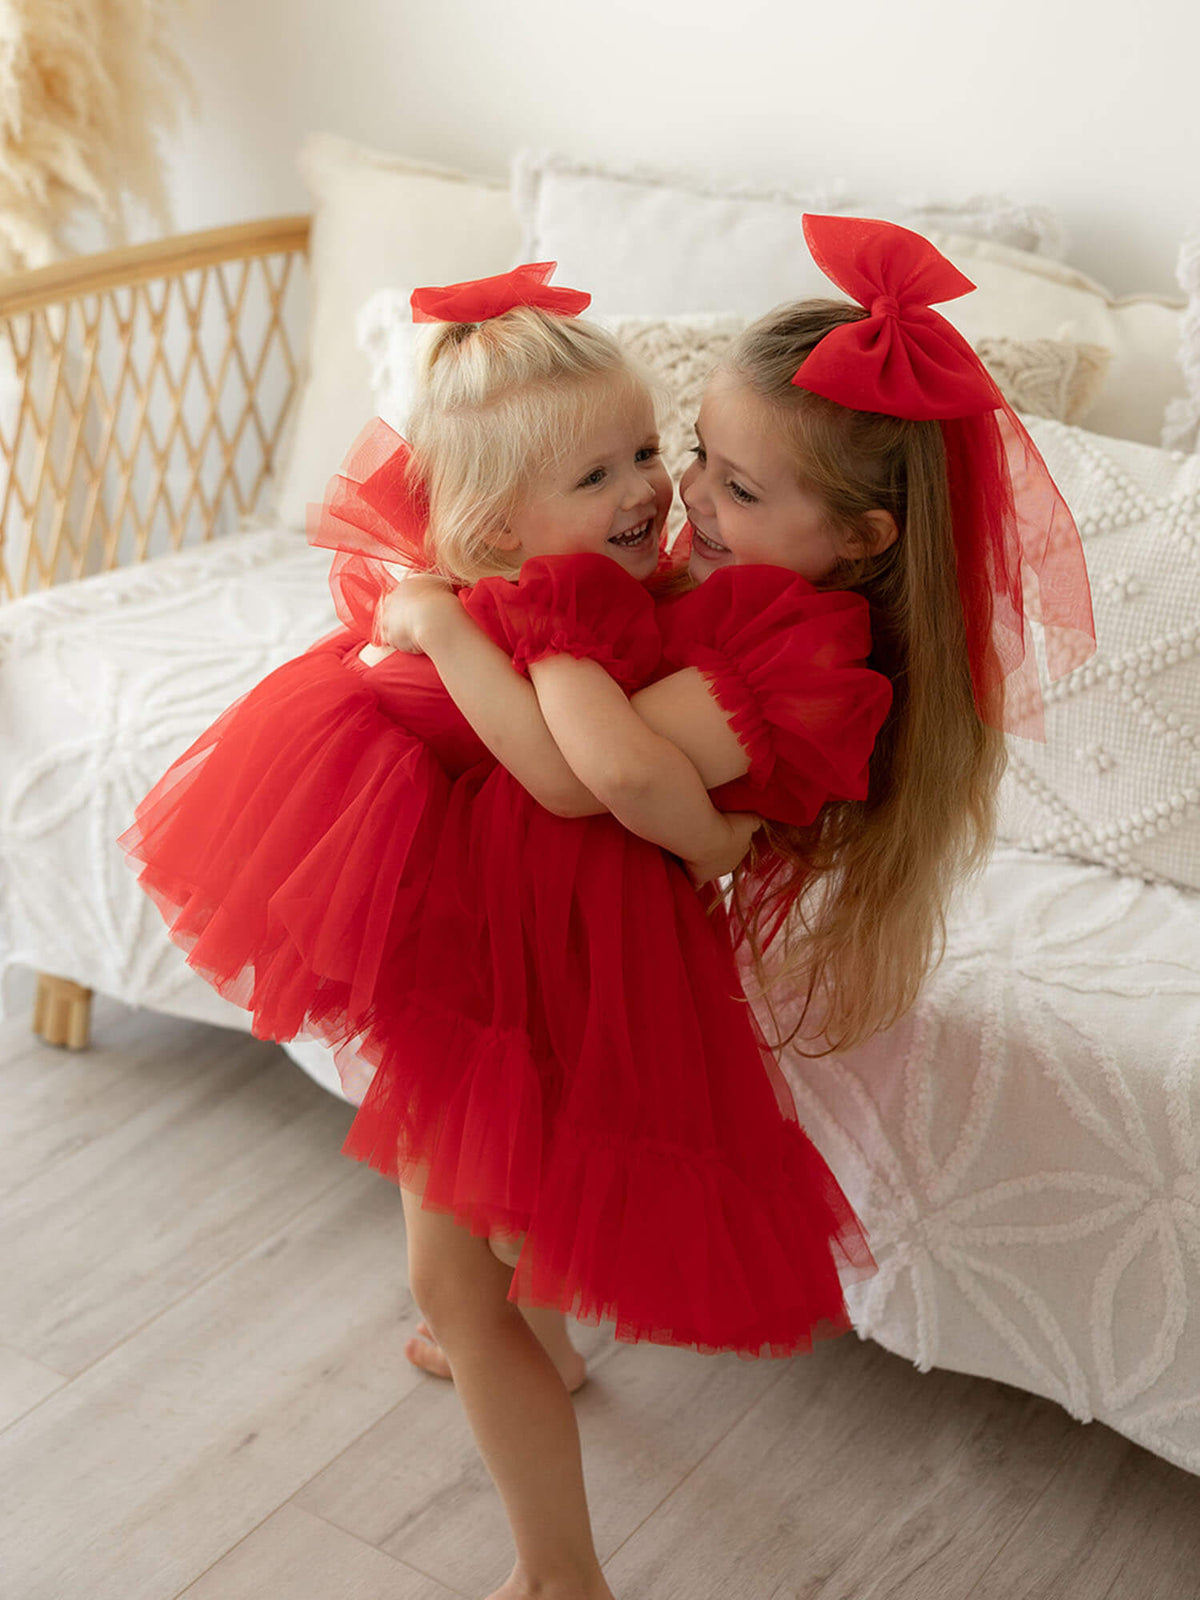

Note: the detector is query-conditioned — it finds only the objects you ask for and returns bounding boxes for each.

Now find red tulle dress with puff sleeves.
[121,423,893,1359]
[341,552,894,1358]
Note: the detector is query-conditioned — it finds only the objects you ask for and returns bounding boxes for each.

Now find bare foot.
[405,1318,588,1394]
[485,1564,614,1600]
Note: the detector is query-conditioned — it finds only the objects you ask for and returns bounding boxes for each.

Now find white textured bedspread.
[779,848,1200,1475]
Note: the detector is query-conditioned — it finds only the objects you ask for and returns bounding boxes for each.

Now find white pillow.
[515,151,852,318]
[513,152,1182,448]
[998,417,1200,891]
[514,151,1059,315]
[973,337,1111,427]
[923,234,1185,450]
[273,134,521,530]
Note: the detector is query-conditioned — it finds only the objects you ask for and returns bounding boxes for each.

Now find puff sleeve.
[466,552,662,693]
[656,565,893,825]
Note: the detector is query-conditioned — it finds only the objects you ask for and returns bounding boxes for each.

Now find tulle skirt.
[120,635,452,1053]
[124,646,874,1358]
[340,766,876,1358]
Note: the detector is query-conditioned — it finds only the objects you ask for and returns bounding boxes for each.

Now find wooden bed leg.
[33,974,93,1049]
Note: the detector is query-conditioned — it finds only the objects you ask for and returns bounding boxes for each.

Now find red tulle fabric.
[120,542,888,1358]
[793,213,1097,739]
[794,214,998,419]
[306,418,434,639]
[343,555,887,1352]
[466,550,662,687]
[410,261,591,324]
[655,565,894,823]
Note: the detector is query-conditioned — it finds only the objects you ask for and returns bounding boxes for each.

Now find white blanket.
[781,848,1200,1475]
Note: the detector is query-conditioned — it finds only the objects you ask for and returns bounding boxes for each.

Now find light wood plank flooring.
[2,994,1198,1600]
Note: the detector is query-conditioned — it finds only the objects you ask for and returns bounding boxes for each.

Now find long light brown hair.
[724,301,1008,1054]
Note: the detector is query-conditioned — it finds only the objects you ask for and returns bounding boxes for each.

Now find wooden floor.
[2,996,1199,1600]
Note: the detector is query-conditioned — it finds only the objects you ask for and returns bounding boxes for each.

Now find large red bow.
[793,214,1096,739]
[793,214,1002,419]
[410,261,591,324]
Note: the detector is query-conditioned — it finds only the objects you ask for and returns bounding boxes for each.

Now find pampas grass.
[0,0,192,273]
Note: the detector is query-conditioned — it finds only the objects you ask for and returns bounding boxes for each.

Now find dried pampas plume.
[0,0,192,273]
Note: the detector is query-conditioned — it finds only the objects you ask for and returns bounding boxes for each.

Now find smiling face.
[679,371,845,584]
[501,381,674,581]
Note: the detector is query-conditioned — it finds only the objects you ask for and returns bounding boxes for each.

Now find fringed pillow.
[975,337,1111,426]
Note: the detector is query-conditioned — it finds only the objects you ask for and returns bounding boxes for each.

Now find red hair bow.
[792,215,1002,419]
[794,214,1096,740]
[410,261,591,324]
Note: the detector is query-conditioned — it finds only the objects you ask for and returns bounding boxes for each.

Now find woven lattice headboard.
[0,215,310,600]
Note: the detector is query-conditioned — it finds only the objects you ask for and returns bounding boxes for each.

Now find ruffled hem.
[338,990,874,1360]
[683,643,777,790]
[511,630,647,683]
[338,992,546,1242]
[510,1115,873,1358]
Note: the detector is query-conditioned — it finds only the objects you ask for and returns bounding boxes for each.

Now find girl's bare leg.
[406,1231,588,1392]
[400,1183,613,1600]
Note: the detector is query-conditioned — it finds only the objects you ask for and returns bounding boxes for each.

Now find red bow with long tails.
[410,261,591,324]
[793,214,1096,740]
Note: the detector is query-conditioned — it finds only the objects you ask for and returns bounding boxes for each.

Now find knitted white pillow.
[974,337,1111,426]
[998,417,1200,890]
[1162,222,1200,452]
[603,314,745,540]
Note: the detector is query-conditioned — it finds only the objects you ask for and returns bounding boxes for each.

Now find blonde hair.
[722,300,1008,1055]
[405,306,658,583]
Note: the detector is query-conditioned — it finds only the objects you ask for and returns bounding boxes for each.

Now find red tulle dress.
[334,553,893,1357]
[122,538,893,1359]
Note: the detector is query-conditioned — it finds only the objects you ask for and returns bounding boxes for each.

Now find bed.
[2,136,1197,1476]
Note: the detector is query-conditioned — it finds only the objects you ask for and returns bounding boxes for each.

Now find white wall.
[158,0,1197,296]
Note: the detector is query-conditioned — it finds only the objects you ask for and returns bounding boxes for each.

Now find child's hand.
[375,575,458,655]
[684,811,763,887]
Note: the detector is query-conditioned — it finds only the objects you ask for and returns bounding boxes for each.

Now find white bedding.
[0,527,335,1038]
[2,525,1198,1475]
[779,849,1200,1475]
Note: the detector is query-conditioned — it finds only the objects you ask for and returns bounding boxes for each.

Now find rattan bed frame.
[0,215,312,1045]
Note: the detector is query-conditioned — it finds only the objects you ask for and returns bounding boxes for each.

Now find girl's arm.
[629,669,752,787]
[527,656,756,869]
[381,581,761,880]
[381,580,608,819]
